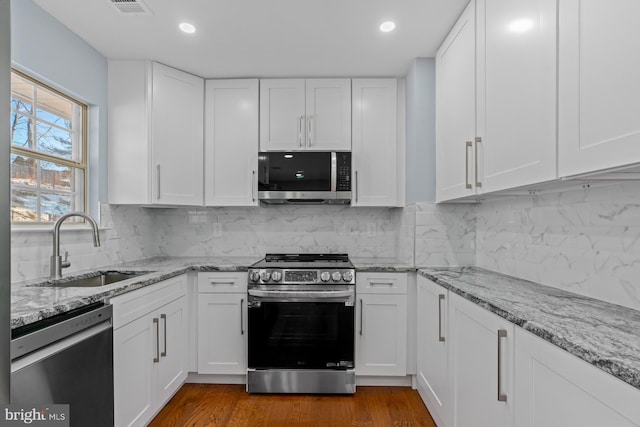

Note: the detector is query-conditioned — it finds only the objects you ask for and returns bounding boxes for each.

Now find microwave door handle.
[331,152,337,192]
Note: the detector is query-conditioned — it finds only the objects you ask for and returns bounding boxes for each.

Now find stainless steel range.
[247,253,356,394]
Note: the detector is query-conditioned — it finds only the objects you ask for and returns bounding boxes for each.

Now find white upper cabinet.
[260,79,351,151]
[204,79,259,206]
[108,61,204,205]
[305,79,352,150]
[352,79,400,207]
[558,0,640,177]
[151,63,204,205]
[436,0,557,201]
[476,0,557,192]
[435,1,477,201]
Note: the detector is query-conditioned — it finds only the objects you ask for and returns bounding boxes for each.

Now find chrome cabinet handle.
[497,329,508,402]
[153,318,159,363]
[465,141,472,189]
[475,137,482,188]
[240,298,244,335]
[251,170,256,203]
[308,115,312,146]
[359,298,363,336]
[438,294,445,342]
[160,314,167,357]
[298,115,303,147]
[156,164,161,200]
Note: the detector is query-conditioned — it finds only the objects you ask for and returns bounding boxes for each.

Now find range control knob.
[249,271,260,282]
[320,271,331,282]
[331,271,342,282]
[271,271,282,282]
[342,271,353,282]
[260,271,271,282]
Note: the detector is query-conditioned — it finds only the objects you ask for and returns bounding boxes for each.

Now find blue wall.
[11,0,108,208]
[405,58,436,203]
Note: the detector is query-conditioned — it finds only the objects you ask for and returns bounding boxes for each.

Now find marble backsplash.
[475,181,640,311]
[11,202,475,282]
[148,205,410,261]
[11,205,155,282]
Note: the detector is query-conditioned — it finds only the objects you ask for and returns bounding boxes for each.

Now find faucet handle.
[61,251,71,269]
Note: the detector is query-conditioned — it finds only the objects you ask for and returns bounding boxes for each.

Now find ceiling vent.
[107,0,153,16]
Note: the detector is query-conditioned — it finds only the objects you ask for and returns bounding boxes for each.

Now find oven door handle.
[248,289,354,300]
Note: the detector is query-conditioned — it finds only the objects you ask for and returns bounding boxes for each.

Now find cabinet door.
[305,79,351,151]
[356,293,407,376]
[435,1,476,202]
[515,328,640,427]
[559,0,640,176]
[197,293,247,375]
[259,79,305,151]
[416,276,450,427]
[108,60,151,204]
[156,296,188,405]
[449,293,514,427]
[352,79,399,207]
[114,313,156,427]
[476,0,557,192]
[205,79,258,206]
[151,62,204,205]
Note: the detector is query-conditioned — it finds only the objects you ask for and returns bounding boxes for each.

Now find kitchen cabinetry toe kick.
[247,369,356,394]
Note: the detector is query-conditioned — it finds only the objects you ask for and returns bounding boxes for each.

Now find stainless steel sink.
[48,271,154,288]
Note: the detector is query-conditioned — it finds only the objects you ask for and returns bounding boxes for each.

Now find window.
[10,70,88,223]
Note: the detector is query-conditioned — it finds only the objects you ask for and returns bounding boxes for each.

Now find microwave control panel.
[336,152,351,191]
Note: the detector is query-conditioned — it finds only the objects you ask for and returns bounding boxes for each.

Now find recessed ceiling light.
[379,21,396,33]
[179,22,196,34]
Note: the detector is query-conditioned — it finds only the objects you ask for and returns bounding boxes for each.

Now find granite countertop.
[351,258,415,272]
[11,256,413,329]
[418,267,640,390]
[11,256,258,329]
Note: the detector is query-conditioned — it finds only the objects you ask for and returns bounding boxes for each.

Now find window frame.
[10,69,89,224]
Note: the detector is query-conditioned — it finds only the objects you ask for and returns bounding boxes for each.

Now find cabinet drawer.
[197,272,248,293]
[356,272,407,294]
[111,274,187,330]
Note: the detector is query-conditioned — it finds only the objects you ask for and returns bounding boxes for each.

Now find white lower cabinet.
[416,276,450,427]
[196,272,247,375]
[356,273,407,376]
[449,292,514,426]
[112,275,188,427]
[515,328,640,427]
[417,275,640,427]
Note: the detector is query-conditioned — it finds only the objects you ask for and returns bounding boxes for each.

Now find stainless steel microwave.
[258,152,351,204]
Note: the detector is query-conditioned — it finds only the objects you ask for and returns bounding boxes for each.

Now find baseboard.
[186,372,246,385]
[356,375,413,386]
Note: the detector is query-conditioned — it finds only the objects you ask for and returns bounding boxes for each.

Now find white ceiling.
[33,0,469,79]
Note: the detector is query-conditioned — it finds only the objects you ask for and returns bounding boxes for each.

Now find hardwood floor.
[149,384,437,427]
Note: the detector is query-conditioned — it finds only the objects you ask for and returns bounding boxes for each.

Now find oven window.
[248,301,354,369]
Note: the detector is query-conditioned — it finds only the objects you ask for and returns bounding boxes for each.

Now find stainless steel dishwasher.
[10,302,114,427]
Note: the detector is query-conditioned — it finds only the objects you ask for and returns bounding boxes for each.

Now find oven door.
[247,291,355,370]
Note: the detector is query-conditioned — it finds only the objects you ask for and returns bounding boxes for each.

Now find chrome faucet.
[50,212,101,279]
